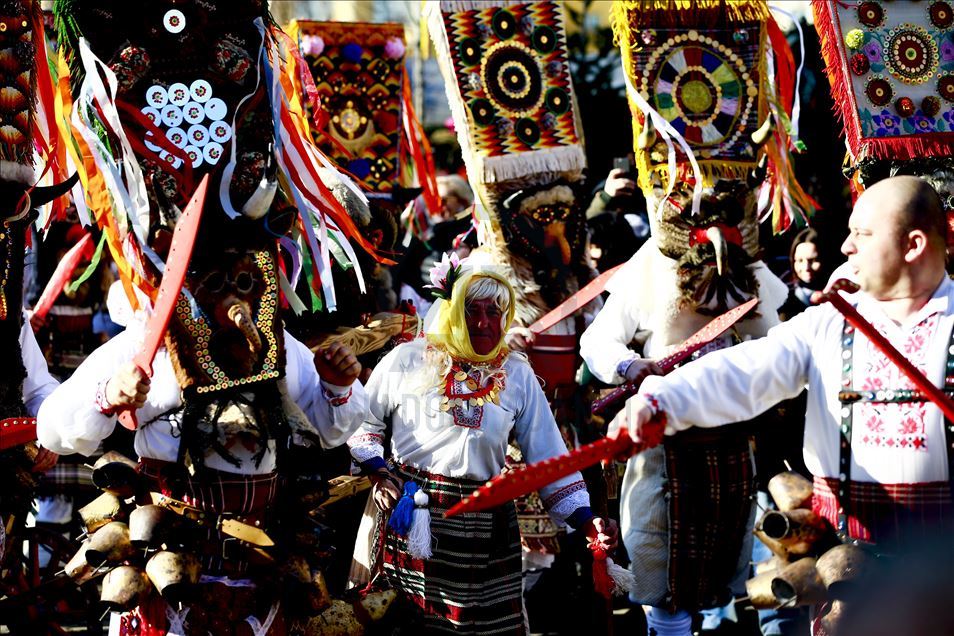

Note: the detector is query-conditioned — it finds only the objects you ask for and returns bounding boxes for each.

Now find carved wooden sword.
[591,296,759,414]
[117,175,209,430]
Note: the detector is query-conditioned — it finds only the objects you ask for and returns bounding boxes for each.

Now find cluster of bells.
[65,452,208,612]
[63,451,397,634]
[745,471,875,635]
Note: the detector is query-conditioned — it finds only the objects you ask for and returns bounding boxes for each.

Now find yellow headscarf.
[425,269,516,364]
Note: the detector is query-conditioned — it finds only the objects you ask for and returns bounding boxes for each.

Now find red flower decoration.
[895,96,915,117]
[922,95,941,117]
[850,53,870,76]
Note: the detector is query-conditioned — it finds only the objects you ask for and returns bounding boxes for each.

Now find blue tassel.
[388,482,418,536]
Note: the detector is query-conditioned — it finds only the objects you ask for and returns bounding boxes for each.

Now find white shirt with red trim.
[347,339,590,523]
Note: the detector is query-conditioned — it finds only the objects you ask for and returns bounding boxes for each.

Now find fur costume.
[580,0,810,613]
[51,2,382,633]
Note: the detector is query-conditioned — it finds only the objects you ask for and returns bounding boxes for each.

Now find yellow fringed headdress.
[612,0,818,231]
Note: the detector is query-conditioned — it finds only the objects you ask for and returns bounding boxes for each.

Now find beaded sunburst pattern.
[627,23,763,167]
[437,2,581,163]
[169,250,282,394]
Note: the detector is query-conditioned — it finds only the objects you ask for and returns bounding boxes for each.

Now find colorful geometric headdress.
[286,19,439,214]
[812,1,954,169]
[425,0,585,190]
[612,0,817,231]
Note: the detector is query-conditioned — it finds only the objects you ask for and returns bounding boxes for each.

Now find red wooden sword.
[591,296,759,414]
[446,296,760,517]
[116,175,210,430]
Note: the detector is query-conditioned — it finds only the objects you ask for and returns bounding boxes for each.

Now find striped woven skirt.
[812,476,953,548]
[382,465,526,635]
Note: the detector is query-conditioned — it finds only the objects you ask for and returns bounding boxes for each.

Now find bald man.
[614,176,952,550]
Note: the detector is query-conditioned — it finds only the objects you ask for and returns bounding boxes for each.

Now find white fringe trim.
[481,145,586,184]
[426,1,585,195]
[512,184,576,212]
[438,0,529,12]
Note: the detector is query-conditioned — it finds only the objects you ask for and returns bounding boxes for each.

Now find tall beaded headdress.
[612,0,818,232]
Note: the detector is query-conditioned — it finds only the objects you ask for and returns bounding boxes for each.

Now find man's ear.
[904,229,930,263]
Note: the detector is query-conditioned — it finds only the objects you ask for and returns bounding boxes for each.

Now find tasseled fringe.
[810,0,946,164]
[435,0,528,12]
[387,481,432,559]
[636,160,754,194]
[612,0,769,45]
[407,488,433,559]
[425,0,582,203]
[592,548,633,598]
[481,145,586,184]
[606,557,635,596]
[388,482,417,536]
[812,0,857,145]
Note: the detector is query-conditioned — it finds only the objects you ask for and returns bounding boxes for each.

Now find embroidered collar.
[855,276,952,334]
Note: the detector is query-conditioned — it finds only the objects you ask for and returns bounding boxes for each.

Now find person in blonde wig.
[347,253,616,634]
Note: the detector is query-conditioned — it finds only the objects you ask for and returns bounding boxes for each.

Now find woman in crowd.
[348,253,616,634]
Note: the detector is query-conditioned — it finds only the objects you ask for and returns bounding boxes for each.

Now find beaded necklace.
[437,350,508,428]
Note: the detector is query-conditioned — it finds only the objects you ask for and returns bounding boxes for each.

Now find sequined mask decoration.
[166,249,283,394]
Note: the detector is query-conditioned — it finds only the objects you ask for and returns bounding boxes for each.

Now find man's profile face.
[841,197,905,298]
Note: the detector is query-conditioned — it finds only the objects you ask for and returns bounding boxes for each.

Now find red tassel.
[767,17,795,118]
[591,547,612,600]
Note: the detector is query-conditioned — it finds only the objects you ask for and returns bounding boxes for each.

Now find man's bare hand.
[105,362,151,410]
[315,342,361,387]
[608,396,664,449]
[505,327,535,352]
[584,516,619,552]
[621,358,664,386]
[371,472,404,513]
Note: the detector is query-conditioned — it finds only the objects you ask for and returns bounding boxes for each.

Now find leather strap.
[149,492,274,547]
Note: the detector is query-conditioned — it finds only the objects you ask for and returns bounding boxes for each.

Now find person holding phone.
[585,155,649,272]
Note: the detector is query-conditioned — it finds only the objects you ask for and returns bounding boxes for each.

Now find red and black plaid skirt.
[812,476,953,548]
[382,465,526,635]
[664,430,755,611]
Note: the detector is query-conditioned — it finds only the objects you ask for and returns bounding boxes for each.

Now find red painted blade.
[591,296,759,415]
[529,264,624,335]
[31,233,95,322]
[820,279,954,423]
[117,175,209,430]
[446,419,664,517]
[0,417,37,451]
